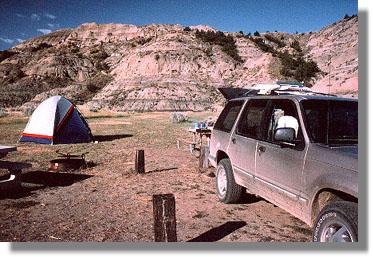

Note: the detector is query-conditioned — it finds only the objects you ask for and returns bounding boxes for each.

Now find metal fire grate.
[49,150,88,172]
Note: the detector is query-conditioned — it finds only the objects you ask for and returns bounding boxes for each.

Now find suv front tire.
[216,158,244,203]
[312,201,358,242]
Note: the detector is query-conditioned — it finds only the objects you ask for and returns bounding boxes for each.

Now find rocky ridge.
[0,16,358,112]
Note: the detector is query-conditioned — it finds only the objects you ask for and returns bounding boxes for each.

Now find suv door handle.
[258,145,266,154]
[231,137,236,144]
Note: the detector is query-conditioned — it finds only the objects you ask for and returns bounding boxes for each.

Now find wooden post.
[199,146,209,170]
[153,194,177,242]
[176,140,180,149]
[135,149,145,173]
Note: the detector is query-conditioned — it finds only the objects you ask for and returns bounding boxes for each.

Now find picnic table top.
[0,145,17,154]
[188,127,213,133]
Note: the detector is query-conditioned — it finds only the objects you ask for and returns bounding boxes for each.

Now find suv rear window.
[301,99,358,145]
[214,100,244,133]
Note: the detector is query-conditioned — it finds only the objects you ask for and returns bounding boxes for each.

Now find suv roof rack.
[269,90,336,97]
[218,82,336,100]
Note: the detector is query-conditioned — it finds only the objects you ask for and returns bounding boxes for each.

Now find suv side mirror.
[274,127,296,143]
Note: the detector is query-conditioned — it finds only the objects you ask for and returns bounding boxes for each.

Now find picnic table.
[187,127,213,169]
[0,145,30,188]
[188,127,213,153]
[0,145,17,158]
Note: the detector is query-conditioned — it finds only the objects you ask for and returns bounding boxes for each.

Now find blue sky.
[0,0,358,50]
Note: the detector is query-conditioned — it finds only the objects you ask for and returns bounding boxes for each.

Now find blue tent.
[20,96,93,144]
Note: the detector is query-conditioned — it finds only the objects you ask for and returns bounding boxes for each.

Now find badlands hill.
[0,16,358,112]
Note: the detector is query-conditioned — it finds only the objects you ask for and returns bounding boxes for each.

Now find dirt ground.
[0,111,312,242]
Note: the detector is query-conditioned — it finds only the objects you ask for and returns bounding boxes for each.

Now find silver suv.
[209,94,358,242]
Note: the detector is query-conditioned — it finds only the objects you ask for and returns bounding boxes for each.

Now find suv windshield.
[301,99,358,145]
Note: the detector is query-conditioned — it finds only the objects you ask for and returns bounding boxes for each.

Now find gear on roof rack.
[218,81,336,100]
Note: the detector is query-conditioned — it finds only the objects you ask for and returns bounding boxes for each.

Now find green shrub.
[195,30,243,63]
[264,34,286,48]
[92,50,109,60]
[0,107,8,118]
[90,46,110,71]
[249,37,275,53]
[294,59,321,86]
[86,83,100,93]
[86,74,112,93]
[278,51,296,77]
[137,37,152,45]
[95,61,110,71]
[277,51,320,86]
[22,106,34,116]
[253,31,260,36]
[290,40,302,52]
[30,43,52,52]
[0,50,17,62]
[344,14,357,20]
[89,105,99,112]
[90,48,99,54]
[183,26,192,32]
[170,112,188,123]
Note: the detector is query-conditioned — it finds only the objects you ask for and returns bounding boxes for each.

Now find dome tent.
[20,96,93,144]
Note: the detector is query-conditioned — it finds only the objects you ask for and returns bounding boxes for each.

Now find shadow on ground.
[0,171,93,200]
[188,221,247,242]
[237,193,264,204]
[146,167,178,174]
[0,185,41,200]
[93,134,133,142]
[21,171,93,187]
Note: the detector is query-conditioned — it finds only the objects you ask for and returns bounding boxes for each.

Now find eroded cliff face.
[0,16,358,112]
[305,16,358,95]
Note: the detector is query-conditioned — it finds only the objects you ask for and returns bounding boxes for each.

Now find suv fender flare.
[307,171,358,205]
[307,173,358,225]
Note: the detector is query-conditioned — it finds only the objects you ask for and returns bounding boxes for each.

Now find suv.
[209,94,358,242]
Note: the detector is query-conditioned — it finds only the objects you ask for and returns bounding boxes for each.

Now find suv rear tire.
[312,201,358,242]
[216,158,244,203]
